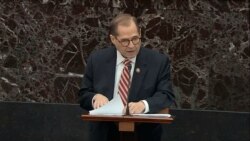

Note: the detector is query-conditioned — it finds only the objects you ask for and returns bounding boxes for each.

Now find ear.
[110,35,116,44]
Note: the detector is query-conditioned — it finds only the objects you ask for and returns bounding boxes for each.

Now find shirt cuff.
[141,100,149,113]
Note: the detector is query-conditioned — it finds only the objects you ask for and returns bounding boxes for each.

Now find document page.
[89,96,124,115]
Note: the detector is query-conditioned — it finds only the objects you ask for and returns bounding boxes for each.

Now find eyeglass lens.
[120,37,140,46]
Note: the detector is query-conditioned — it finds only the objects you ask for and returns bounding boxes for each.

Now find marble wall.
[0,0,249,112]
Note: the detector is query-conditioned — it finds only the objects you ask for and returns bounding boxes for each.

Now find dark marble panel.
[0,0,249,112]
[0,102,89,141]
[0,102,249,141]
[30,0,249,12]
[163,109,250,141]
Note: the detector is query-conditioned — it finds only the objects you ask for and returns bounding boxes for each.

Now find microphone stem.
[126,64,132,115]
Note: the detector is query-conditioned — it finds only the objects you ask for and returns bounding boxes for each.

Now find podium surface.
[81,114,173,124]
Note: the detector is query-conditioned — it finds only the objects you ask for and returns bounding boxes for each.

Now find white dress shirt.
[113,51,149,113]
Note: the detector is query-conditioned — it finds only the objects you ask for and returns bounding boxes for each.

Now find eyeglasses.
[115,36,141,47]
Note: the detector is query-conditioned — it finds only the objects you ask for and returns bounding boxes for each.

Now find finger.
[96,100,104,109]
[98,101,104,108]
[128,103,135,112]
[134,108,141,114]
[101,99,108,105]
[100,101,106,107]
[129,106,136,114]
[132,107,139,114]
[98,99,108,108]
[95,101,101,109]
[103,99,109,104]
[128,102,134,107]
[93,101,98,109]
[130,103,136,109]
[130,103,142,114]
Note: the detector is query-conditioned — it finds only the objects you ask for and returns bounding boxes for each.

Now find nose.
[127,41,135,48]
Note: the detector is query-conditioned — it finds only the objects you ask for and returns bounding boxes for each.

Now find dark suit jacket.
[79,46,174,113]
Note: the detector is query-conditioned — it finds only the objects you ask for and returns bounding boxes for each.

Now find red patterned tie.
[118,59,131,106]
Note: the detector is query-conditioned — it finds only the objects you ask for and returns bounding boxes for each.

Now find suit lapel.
[129,48,148,102]
[104,47,117,100]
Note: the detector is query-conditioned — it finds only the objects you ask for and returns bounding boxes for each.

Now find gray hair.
[109,13,140,36]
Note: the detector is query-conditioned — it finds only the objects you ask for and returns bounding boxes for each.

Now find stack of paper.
[89,96,124,115]
[89,96,172,117]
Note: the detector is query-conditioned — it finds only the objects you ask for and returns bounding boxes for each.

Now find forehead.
[116,21,139,37]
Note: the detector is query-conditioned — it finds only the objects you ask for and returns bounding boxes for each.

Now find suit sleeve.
[146,55,175,113]
[78,54,96,111]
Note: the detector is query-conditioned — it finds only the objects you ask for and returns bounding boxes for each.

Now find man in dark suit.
[79,13,175,141]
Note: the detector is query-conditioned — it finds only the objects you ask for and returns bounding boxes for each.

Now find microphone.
[127,64,132,72]
[125,63,132,115]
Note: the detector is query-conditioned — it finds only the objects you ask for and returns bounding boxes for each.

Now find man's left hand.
[128,101,145,114]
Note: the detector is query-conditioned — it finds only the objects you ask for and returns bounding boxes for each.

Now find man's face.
[110,21,141,59]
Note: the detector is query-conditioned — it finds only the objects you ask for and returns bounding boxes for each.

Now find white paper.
[132,114,171,117]
[89,96,124,115]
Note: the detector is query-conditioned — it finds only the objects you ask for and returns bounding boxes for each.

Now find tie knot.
[123,59,131,66]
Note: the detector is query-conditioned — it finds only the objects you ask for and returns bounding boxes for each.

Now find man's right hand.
[92,94,109,109]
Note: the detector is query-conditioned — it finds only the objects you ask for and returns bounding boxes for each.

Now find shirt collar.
[116,50,136,65]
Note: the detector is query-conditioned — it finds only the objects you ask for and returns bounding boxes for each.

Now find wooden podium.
[81,108,174,141]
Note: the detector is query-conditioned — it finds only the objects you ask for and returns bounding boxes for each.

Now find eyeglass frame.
[115,36,141,47]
